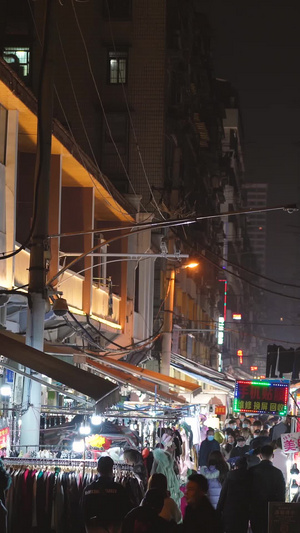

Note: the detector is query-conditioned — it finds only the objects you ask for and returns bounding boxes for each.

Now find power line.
[200,237,300,290]
[171,225,300,301]
[27,0,135,222]
[47,203,298,239]
[46,204,298,286]
[70,0,148,211]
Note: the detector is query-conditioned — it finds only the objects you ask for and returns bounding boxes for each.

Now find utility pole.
[160,235,176,391]
[20,0,55,450]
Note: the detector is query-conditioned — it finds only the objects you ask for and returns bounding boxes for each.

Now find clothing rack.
[3,457,134,470]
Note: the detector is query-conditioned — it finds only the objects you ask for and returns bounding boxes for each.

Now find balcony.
[14,246,120,327]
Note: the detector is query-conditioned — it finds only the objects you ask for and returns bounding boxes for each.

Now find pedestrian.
[150,447,182,507]
[250,429,271,451]
[240,428,252,445]
[198,428,220,467]
[0,459,11,533]
[123,448,148,491]
[217,456,250,533]
[221,433,236,460]
[122,488,177,533]
[82,456,132,533]
[182,473,222,533]
[226,418,238,431]
[200,450,229,509]
[230,436,250,460]
[269,416,287,441]
[148,473,181,523]
[272,437,288,483]
[249,444,286,533]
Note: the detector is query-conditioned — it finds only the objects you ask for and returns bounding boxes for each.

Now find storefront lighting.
[72,439,85,453]
[0,385,11,397]
[67,305,122,330]
[91,415,103,425]
[79,424,91,436]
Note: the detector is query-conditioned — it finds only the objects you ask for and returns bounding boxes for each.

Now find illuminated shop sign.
[233,379,289,415]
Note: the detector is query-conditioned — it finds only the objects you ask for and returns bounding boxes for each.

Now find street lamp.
[160,259,199,389]
[0,385,11,419]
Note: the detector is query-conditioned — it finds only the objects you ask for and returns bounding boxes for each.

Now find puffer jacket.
[200,465,222,509]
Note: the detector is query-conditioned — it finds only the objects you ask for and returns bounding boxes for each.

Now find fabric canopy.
[0,330,119,407]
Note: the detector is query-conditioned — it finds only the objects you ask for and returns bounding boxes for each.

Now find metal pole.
[160,243,175,391]
[20,0,55,450]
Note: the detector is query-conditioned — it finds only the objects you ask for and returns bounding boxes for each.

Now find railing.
[14,245,120,325]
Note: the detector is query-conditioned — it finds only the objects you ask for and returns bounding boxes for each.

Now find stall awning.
[99,356,199,392]
[171,352,235,393]
[0,330,119,408]
[86,357,188,405]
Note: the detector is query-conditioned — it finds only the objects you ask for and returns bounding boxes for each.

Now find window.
[0,105,8,166]
[108,50,128,84]
[103,0,132,19]
[2,47,30,80]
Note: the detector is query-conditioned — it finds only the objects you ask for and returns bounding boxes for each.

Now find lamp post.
[160,258,199,390]
[0,385,11,418]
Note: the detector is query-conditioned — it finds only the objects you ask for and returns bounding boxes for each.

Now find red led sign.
[233,379,289,415]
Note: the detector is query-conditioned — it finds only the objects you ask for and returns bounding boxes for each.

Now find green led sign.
[233,379,289,415]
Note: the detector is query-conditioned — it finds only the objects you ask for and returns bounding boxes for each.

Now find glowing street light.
[183,261,199,269]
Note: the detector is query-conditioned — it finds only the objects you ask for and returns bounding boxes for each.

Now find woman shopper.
[221,433,236,461]
[200,450,229,509]
[148,473,181,523]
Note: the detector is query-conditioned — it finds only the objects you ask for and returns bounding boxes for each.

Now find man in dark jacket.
[82,456,132,532]
[183,473,222,533]
[249,429,271,451]
[249,444,286,533]
[229,436,250,459]
[217,456,249,533]
[198,428,220,467]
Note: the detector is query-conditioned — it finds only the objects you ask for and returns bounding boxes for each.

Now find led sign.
[250,366,258,371]
[233,379,289,416]
[233,314,242,320]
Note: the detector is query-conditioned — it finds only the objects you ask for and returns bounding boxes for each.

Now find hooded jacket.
[199,465,222,509]
[151,448,182,507]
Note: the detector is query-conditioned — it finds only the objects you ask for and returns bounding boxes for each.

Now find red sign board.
[215,405,226,415]
[0,427,9,448]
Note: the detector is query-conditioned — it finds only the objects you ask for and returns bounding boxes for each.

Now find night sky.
[201,0,300,345]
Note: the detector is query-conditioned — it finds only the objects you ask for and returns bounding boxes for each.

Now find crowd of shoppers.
[78,412,292,533]
[0,413,293,532]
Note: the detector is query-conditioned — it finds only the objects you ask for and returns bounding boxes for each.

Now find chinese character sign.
[233,379,289,415]
[281,433,300,454]
[0,427,9,448]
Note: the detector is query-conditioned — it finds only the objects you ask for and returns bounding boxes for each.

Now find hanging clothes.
[278,347,295,377]
[266,344,278,378]
[4,460,143,533]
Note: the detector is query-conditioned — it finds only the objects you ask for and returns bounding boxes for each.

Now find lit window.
[108,51,128,84]
[3,47,30,79]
